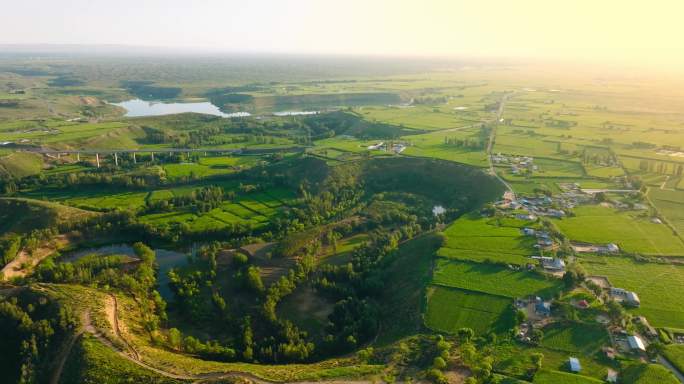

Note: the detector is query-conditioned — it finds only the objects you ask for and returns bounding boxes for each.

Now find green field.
[621,363,680,384]
[437,214,536,265]
[532,370,602,384]
[664,344,684,376]
[425,286,513,335]
[555,205,684,256]
[400,128,488,167]
[580,254,684,328]
[648,188,684,235]
[0,152,43,178]
[432,259,563,299]
[540,322,609,355]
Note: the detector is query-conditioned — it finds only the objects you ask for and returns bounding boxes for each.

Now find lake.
[62,244,188,300]
[112,99,251,118]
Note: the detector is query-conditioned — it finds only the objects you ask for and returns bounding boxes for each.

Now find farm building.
[627,335,646,352]
[568,357,581,373]
[541,257,565,272]
[535,300,552,316]
[625,291,640,307]
[516,213,537,221]
[522,227,536,236]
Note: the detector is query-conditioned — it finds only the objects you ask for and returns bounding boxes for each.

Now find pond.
[111,98,251,118]
[62,244,188,300]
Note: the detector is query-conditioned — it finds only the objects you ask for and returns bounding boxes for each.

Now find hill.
[0,197,97,236]
[0,152,43,178]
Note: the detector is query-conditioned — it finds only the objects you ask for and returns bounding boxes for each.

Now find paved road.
[659,355,684,383]
[486,93,515,199]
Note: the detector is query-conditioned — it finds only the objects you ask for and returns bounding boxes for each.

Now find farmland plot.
[432,259,562,299]
[580,254,684,328]
[555,205,684,256]
[425,286,513,335]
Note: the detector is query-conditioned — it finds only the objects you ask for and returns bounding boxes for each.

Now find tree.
[245,266,265,293]
[646,341,664,358]
[433,356,447,370]
[531,352,544,370]
[168,328,182,350]
[606,300,625,325]
[457,328,474,343]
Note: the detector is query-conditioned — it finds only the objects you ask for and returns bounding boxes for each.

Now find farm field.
[436,214,536,265]
[648,188,684,234]
[539,322,609,355]
[532,370,602,384]
[357,105,480,131]
[400,128,488,167]
[162,156,253,179]
[424,286,513,335]
[432,259,562,299]
[621,363,680,384]
[663,344,684,376]
[579,254,684,328]
[554,205,684,256]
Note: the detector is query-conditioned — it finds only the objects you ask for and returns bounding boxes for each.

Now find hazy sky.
[4,0,684,68]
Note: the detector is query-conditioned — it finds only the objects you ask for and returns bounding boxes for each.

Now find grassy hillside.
[0,197,96,236]
[0,152,43,178]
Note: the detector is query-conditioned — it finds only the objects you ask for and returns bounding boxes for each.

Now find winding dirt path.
[85,295,379,384]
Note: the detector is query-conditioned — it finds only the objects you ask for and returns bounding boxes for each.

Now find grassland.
[425,286,513,335]
[579,254,684,328]
[437,214,536,265]
[60,336,185,384]
[0,152,43,178]
[0,197,97,236]
[555,205,684,256]
[432,259,563,299]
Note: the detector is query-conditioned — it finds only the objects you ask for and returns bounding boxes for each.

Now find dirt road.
[1,235,70,281]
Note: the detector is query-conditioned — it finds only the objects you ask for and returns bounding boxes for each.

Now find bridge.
[23,146,307,167]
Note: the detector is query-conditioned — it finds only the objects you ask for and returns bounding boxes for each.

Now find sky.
[3,0,684,70]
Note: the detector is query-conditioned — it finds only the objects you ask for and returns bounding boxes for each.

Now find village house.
[516,213,537,221]
[568,357,581,373]
[541,257,565,272]
[535,298,552,316]
[627,335,646,352]
[522,227,536,236]
[625,291,641,307]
